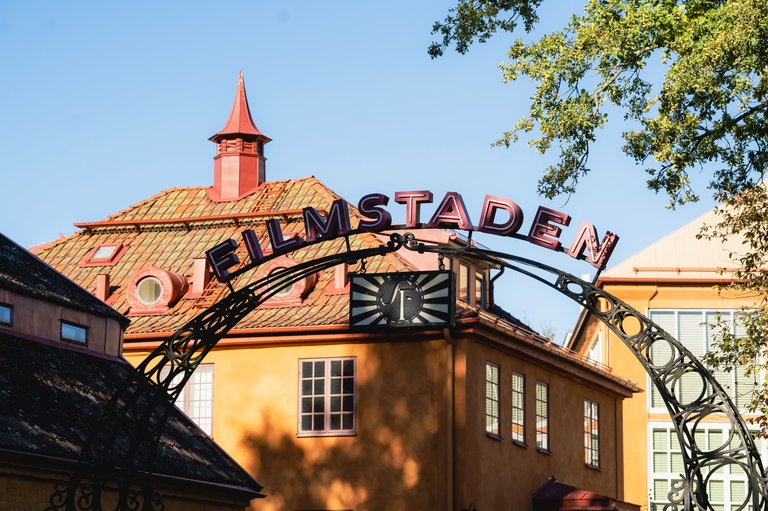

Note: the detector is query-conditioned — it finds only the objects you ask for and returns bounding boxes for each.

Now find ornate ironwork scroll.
[400,234,767,511]
[50,231,766,511]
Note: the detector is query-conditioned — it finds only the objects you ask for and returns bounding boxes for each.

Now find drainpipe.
[445,327,455,511]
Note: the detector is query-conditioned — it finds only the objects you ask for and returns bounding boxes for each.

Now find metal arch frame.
[47,231,766,511]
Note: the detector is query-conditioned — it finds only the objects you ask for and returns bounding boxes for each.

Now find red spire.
[209,71,271,143]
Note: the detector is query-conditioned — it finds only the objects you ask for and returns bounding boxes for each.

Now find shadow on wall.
[242,340,447,511]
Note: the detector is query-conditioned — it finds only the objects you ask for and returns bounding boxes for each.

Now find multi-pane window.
[61,321,87,344]
[0,304,11,325]
[160,364,214,435]
[299,358,355,435]
[485,362,500,436]
[649,424,765,511]
[475,272,487,308]
[584,400,600,467]
[588,332,603,364]
[459,263,470,301]
[648,310,756,410]
[511,372,525,444]
[536,382,549,450]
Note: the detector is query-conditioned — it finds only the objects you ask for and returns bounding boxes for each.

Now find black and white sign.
[349,271,454,329]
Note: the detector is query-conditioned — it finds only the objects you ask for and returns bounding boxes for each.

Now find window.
[159,364,214,435]
[648,310,756,411]
[511,372,525,444]
[80,243,126,266]
[584,400,599,467]
[649,423,765,511]
[588,332,603,364]
[269,268,295,298]
[459,263,470,301]
[536,382,549,451]
[0,304,11,326]
[136,276,163,306]
[475,272,487,308]
[299,358,356,436]
[61,321,87,344]
[485,362,500,437]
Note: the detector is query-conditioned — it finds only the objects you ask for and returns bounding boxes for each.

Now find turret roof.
[209,71,270,143]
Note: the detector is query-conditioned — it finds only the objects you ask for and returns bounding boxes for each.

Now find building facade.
[567,210,762,511]
[34,73,642,511]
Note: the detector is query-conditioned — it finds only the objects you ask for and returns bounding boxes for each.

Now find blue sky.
[0,1,715,341]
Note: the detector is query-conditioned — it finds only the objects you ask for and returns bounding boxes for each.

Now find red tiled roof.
[36,177,415,336]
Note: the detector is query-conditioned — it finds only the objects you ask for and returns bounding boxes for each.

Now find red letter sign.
[565,221,619,270]
[303,199,352,242]
[527,206,571,251]
[358,193,392,231]
[394,190,433,228]
[427,192,472,230]
[478,195,524,236]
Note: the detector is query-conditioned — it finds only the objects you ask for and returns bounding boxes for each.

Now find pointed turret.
[208,72,271,202]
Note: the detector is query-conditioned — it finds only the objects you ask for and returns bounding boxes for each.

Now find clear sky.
[0,1,716,342]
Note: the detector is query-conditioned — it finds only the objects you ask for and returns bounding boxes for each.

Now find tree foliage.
[431,0,768,426]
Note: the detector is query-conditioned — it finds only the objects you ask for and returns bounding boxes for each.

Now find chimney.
[95,274,110,302]
[190,258,211,297]
[207,71,272,202]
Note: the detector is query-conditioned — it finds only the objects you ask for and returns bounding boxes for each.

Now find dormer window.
[136,276,163,306]
[459,263,470,301]
[80,244,127,267]
[475,272,487,308]
[127,267,188,315]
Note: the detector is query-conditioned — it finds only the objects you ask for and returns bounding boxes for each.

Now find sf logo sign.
[349,271,454,329]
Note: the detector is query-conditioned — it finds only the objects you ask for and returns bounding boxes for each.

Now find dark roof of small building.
[0,331,262,496]
[533,477,640,511]
[0,232,129,328]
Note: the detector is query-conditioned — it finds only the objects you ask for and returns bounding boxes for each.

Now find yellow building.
[567,210,762,511]
[34,74,644,511]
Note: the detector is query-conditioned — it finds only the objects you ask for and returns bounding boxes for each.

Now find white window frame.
[298,357,356,437]
[646,309,760,414]
[485,362,500,438]
[536,381,550,452]
[647,421,766,511]
[511,371,525,445]
[159,364,214,436]
[584,399,600,467]
[588,331,603,364]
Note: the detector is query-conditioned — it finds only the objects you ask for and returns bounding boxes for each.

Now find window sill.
[512,440,527,448]
[536,447,551,455]
[586,463,601,471]
[485,432,503,441]
[297,431,357,438]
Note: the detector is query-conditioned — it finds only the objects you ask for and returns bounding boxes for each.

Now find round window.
[270,269,294,298]
[136,276,163,306]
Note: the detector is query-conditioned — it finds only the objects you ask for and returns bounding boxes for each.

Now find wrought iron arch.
[48,232,767,511]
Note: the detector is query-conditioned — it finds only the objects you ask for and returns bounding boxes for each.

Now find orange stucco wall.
[571,282,760,511]
[128,337,450,511]
[126,329,632,511]
[454,336,624,511]
[0,288,123,355]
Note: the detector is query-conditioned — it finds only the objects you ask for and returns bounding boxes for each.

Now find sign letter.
[206,239,240,283]
[527,206,571,251]
[478,195,523,236]
[565,221,619,270]
[358,193,392,231]
[426,192,472,230]
[242,229,265,265]
[394,191,433,228]
[266,219,306,255]
[303,199,352,242]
